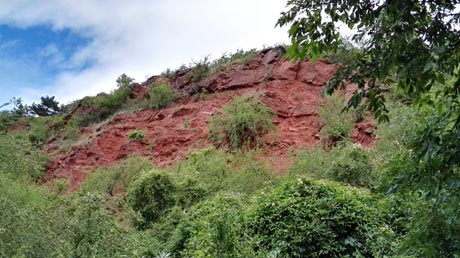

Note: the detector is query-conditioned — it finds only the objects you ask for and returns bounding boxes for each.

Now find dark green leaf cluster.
[278,0,460,122]
[249,179,397,257]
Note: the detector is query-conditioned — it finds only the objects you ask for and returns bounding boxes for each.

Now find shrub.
[328,143,375,187]
[170,193,258,257]
[190,56,210,83]
[0,133,48,181]
[77,85,131,126]
[248,179,398,257]
[317,93,354,144]
[79,155,154,196]
[128,129,146,141]
[290,142,376,188]
[28,118,49,145]
[59,193,147,257]
[116,73,135,88]
[0,196,61,258]
[209,95,275,149]
[149,83,178,109]
[130,170,176,227]
[170,147,270,196]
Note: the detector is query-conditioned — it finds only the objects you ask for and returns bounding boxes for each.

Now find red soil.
[44,47,375,190]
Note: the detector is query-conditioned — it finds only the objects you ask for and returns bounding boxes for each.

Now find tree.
[10,97,28,117]
[116,73,134,88]
[30,96,61,116]
[277,0,460,122]
[277,1,460,256]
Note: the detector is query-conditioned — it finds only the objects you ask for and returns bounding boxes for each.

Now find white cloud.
[0,0,290,105]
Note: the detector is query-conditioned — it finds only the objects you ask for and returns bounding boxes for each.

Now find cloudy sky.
[0,0,290,109]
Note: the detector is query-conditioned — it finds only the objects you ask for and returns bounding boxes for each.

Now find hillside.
[44,47,374,190]
[0,46,444,258]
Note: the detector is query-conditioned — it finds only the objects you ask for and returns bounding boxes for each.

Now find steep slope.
[44,47,374,189]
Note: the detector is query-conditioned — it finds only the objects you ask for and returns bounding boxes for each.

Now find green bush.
[170,147,271,196]
[209,95,275,149]
[130,170,176,227]
[328,143,375,187]
[170,193,258,258]
[77,85,131,126]
[28,118,49,145]
[317,93,354,144]
[0,176,60,258]
[0,133,48,181]
[79,155,154,196]
[59,193,147,257]
[291,143,376,188]
[190,57,210,83]
[248,179,397,257]
[0,196,61,258]
[128,129,146,141]
[149,83,178,109]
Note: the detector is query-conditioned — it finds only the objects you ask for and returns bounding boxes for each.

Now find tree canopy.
[277,0,460,122]
[30,96,62,117]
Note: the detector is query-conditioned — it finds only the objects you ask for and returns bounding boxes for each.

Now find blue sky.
[0,25,93,106]
[0,1,289,109]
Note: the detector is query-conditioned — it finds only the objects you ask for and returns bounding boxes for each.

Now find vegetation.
[1,1,460,256]
[278,1,460,255]
[249,179,398,257]
[161,49,257,82]
[77,85,131,126]
[30,96,62,116]
[128,129,146,141]
[209,95,275,149]
[149,83,178,109]
[317,93,354,144]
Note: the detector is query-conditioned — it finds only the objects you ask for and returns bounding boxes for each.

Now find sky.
[0,0,290,109]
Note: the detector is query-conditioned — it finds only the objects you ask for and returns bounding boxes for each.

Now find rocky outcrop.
[44,47,374,190]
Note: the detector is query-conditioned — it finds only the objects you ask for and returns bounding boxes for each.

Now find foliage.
[170,147,271,196]
[0,111,14,133]
[190,56,210,83]
[130,170,176,227]
[277,0,460,123]
[317,93,354,143]
[128,128,146,141]
[0,133,48,181]
[58,193,146,257]
[209,95,275,149]
[327,143,375,188]
[248,179,397,257]
[383,97,460,256]
[116,73,135,88]
[28,118,50,145]
[171,193,258,258]
[0,195,61,258]
[10,97,29,117]
[291,142,377,188]
[78,85,131,126]
[149,83,178,109]
[160,49,257,81]
[79,155,154,196]
[207,48,258,74]
[30,95,62,116]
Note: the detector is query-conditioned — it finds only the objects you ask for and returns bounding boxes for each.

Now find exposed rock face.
[44,47,374,190]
